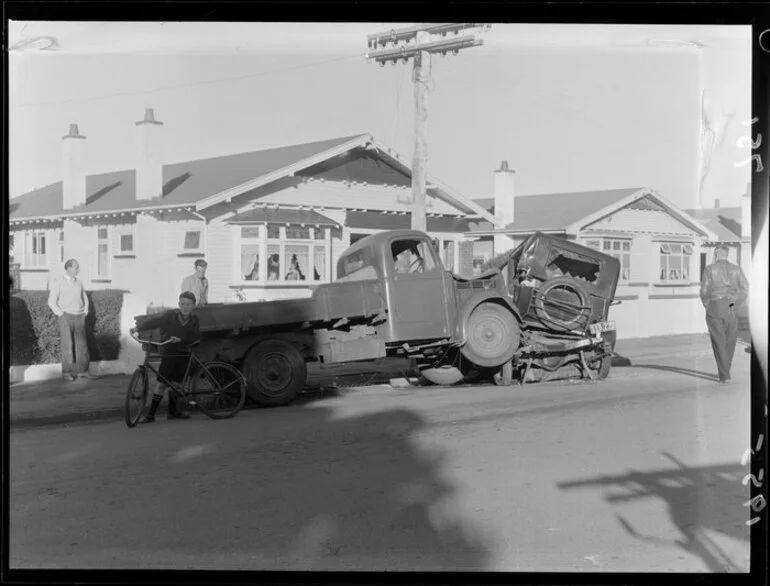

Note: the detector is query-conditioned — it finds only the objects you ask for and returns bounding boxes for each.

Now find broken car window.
[545,246,601,283]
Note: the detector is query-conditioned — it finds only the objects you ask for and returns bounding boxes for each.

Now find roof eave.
[566,188,648,234]
[462,228,567,237]
[9,202,199,224]
[195,134,372,212]
[368,138,497,225]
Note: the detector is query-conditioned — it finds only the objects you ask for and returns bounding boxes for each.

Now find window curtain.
[285,244,309,281]
[241,244,260,281]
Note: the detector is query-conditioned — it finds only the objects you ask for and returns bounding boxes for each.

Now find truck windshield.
[391,239,437,274]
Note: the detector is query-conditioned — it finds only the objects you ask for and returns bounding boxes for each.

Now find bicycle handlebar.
[130,331,175,347]
[130,330,201,349]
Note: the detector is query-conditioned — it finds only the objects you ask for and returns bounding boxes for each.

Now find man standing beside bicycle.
[130,291,201,423]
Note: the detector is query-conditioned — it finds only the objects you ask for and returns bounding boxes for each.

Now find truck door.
[388,237,451,341]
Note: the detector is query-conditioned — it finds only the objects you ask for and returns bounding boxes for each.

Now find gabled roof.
[474,188,642,232]
[228,208,340,227]
[684,206,744,242]
[10,135,364,221]
[470,187,718,240]
[10,133,496,225]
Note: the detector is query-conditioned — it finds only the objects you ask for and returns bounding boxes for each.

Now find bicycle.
[125,331,247,428]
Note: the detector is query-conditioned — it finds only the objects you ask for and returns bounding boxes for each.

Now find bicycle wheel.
[125,367,149,428]
[190,361,246,420]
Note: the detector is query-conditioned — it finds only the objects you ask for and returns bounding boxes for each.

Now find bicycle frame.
[132,333,203,400]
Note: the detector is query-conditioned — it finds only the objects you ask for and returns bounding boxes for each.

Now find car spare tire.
[533,276,592,332]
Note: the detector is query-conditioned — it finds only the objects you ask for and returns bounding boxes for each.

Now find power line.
[10,53,362,109]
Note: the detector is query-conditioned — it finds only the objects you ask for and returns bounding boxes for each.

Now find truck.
[135,229,620,406]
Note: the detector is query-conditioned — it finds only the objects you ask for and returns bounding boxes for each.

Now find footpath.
[8,333,728,430]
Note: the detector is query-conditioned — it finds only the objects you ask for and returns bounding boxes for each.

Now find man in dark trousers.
[131,291,201,422]
[700,244,749,383]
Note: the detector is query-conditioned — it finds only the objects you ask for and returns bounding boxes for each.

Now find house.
[684,186,752,278]
[9,109,496,312]
[467,161,724,339]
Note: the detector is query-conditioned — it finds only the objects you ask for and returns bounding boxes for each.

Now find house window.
[240,226,261,281]
[9,233,16,263]
[184,230,202,251]
[584,237,631,282]
[58,231,65,263]
[120,234,134,253]
[96,227,110,277]
[24,230,47,268]
[659,242,693,282]
[237,224,330,284]
[442,240,456,272]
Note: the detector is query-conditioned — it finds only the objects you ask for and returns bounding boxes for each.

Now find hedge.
[10,290,125,366]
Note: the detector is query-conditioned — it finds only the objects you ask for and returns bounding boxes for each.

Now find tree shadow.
[611,355,719,382]
[557,451,750,572]
[35,405,493,572]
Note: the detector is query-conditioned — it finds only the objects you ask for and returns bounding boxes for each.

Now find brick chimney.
[62,124,87,209]
[135,108,164,201]
[493,160,515,254]
[741,182,750,239]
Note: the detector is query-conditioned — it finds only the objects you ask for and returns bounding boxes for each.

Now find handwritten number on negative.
[735,117,764,172]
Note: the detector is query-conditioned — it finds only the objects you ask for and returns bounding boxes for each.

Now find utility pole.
[366,24,490,231]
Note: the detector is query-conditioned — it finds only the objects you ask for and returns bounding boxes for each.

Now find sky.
[8,21,752,212]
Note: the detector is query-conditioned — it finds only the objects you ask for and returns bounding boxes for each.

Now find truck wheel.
[461,303,521,368]
[420,365,465,386]
[533,276,592,332]
[242,339,307,406]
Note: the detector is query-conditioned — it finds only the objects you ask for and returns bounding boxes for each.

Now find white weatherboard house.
[9,109,498,378]
[468,161,728,339]
[9,109,496,310]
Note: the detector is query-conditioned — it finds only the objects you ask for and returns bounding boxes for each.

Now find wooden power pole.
[366,24,490,231]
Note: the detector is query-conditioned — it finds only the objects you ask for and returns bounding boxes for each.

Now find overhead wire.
[10,53,363,109]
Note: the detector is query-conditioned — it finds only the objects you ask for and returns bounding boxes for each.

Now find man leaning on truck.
[181,259,208,307]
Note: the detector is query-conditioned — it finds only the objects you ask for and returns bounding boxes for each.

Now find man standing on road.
[47,259,97,381]
[181,259,208,307]
[700,244,749,383]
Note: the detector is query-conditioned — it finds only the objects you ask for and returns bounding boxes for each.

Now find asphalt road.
[9,349,752,572]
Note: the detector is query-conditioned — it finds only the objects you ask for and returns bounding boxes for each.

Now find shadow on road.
[612,355,719,382]
[556,451,750,572]
[156,405,491,571]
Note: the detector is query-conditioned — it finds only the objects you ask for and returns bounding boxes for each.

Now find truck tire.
[533,276,592,332]
[420,365,465,386]
[242,339,307,406]
[461,303,520,368]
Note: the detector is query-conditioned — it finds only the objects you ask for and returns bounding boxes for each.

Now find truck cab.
[336,230,461,345]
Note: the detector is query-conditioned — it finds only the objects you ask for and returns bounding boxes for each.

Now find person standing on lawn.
[180,259,208,307]
[47,259,97,381]
[131,291,201,422]
[700,244,749,383]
